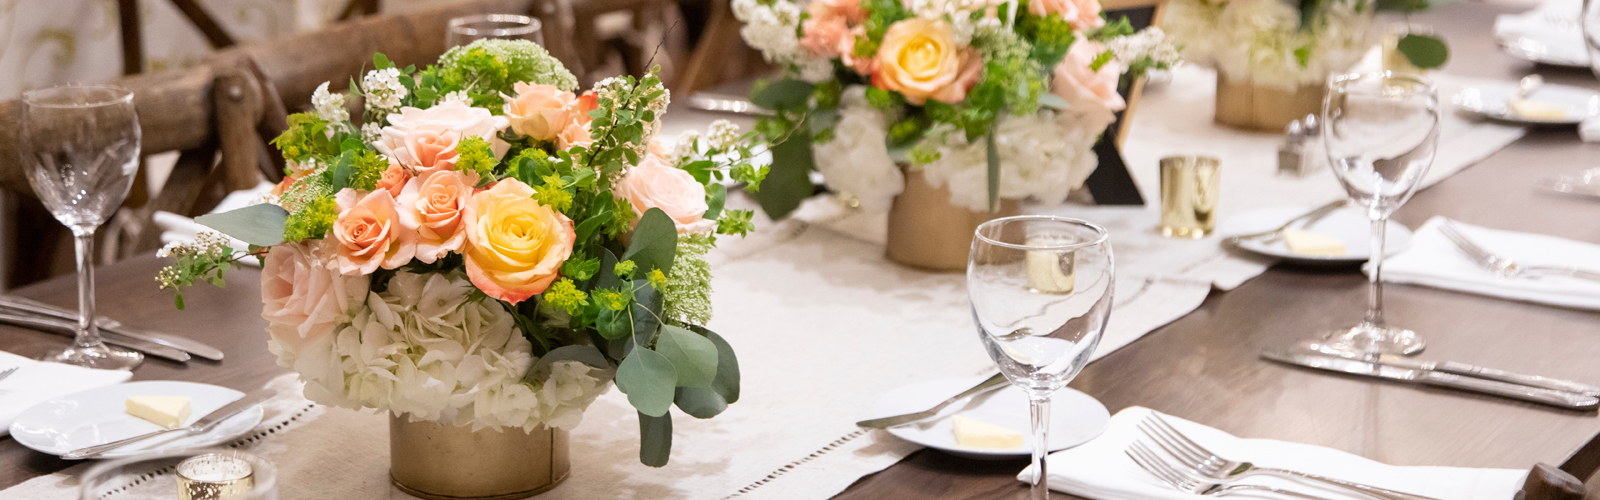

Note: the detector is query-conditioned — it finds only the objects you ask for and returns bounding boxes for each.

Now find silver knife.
[61,388,275,459]
[1301,343,1600,397]
[0,310,190,362]
[684,93,772,116]
[857,373,1010,429]
[0,296,222,361]
[1262,349,1599,409]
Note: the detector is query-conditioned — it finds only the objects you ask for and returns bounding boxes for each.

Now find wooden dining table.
[1,1,1599,498]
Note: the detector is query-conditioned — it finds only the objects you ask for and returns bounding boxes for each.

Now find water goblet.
[968,216,1114,499]
[1320,72,1440,356]
[21,84,143,370]
[447,14,544,48]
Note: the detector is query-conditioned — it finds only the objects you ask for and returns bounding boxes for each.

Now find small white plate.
[10,381,264,459]
[1218,206,1413,265]
[870,376,1110,460]
[1453,82,1600,125]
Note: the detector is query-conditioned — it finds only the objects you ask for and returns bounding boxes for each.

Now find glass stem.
[1365,217,1387,328]
[72,227,101,349]
[1029,395,1051,500]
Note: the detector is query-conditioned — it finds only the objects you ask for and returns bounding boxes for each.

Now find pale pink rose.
[503,82,577,142]
[404,129,461,176]
[375,101,509,167]
[462,179,575,304]
[648,137,673,163]
[801,14,852,59]
[1051,41,1126,129]
[398,170,478,263]
[374,162,412,198]
[332,188,417,275]
[1030,0,1104,31]
[260,242,368,353]
[616,156,716,235]
[558,122,593,149]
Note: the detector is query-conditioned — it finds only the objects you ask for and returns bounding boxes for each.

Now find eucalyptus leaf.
[753,132,814,220]
[623,208,677,276]
[615,348,677,417]
[1396,34,1449,69]
[597,305,632,339]
[638,411,672,467]
[1037,94,1070,110]
[705,183,727,220]
[597,248,621,290]
[196,204,290,247]
[630,281,662,346]
[692,326,741,404]
[527,345,613,383]
[674,385,728,419]
[749,79,815,111]
[656,325,718,387]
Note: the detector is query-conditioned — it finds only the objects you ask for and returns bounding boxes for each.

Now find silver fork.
[1142,414,1440,500]
[0,366,18,395]
[1125,439,1334,499]
[1438,221,1600,282]
[1226,200,1347,246]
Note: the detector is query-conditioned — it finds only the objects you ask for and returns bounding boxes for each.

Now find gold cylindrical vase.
[390,415,570,500]
[1213,73,1324,132]
[886,169,1022,272]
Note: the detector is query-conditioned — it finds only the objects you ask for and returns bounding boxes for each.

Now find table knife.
[857,373,1010,429]
[0,296,222,361]
[1262,349,1599,409]
[61,388,275,459]
[1307,347,1600,397]
[0,310,190,362]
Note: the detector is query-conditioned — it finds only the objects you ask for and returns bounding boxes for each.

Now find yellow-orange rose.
[872,18,982,104]
[462,179,575,304]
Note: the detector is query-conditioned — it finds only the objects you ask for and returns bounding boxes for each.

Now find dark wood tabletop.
[1,2,1598,497]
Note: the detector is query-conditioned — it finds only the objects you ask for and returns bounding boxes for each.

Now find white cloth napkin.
[1379,217,1600,310]
[0,351,131,437]
[1017,406,1526,500]
[154,181,274,266]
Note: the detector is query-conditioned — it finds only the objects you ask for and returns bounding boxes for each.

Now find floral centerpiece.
[156,39,768,474]
[730,0,1179,222]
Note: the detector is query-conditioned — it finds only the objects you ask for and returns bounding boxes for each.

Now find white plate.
[870,376,1109,460]
[1453,82,1600,125]
[9,381,264,459]
[1495,2,1588,68]
[1218,206,1413,265]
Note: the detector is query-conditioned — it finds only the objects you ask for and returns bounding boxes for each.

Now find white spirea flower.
[360,122,383,143]
[674,130,703,163]
[440,90,472,106]
[918,110,1104,211]
[732,0,835,82]
[362,67,408,111]
[706,120,742,150]
[1108,27,1183,68]
[312,82,349,124]
[812,86,903,212]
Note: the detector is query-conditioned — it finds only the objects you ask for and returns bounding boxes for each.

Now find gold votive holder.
[177,452,255,500]
[1159,156,1222,239]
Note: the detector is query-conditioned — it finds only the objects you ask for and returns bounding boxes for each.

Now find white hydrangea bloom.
[1165,0,1371,88]
[311,82,349,124]
[362,67,408,111]
[812,86,904,212]
[918,110,1104,211]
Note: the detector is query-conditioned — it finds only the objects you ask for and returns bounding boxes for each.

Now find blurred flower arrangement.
[732,0,1179,216]
[156,39,767,467]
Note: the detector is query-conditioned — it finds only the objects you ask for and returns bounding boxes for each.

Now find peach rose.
[504,82,577,142]
[872,19,982,104]
[375,101,509,168]
[801,13,852,59]
[558,122,593,150]
[462,179,575,304]
[842,26,877,75]
[1030,0,1104,31]
[404,129,462,176]
[261,242,368,353]
[398,170,478,263]
[375,162,412,198]
[1051,40,1126,130]
[617,156,716,235]
[332,188,417,275]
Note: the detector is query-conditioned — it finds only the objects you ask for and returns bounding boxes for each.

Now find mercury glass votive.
[79,449,276,500]
[1159,156,1222,239]
[177,453,255,500]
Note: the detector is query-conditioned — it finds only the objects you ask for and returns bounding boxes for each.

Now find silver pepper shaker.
[1278,119,1306,177]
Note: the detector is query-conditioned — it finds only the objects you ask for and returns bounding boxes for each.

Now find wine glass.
[81,449,278,500]
[21,84,143,370]
[447,14,545,48]
[1320,72,1440,356]
[968,216,1114,500]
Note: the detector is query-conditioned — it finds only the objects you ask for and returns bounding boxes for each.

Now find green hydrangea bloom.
[662,234,713,325]
[439,39,578,93]
[283,196,337,242]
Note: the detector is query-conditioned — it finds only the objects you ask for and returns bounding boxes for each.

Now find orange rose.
[374,163,411,198]
[462,179,575,304]
[399,170,478,263]
[872,19,981,104]
[332,188,417,275]
[503,82,577,142]
[573,91,599,126]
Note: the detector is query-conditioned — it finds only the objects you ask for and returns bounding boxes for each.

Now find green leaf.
[638,411,672,467]
[656,325,718,387]
[622,208,678,276]
[1037,94,1070,110]
[692,326,741,404]
[674,385,728,418]
[596,302,633,339]
[705,183,727,220]
[196,204,290,246]
[749,79,815,111]
[1397,34,1449,69]
[615,348,676,417]
[630,280,662,346]
[683,160,715,184]
[984,131,1000,214]
[753,132,814,220]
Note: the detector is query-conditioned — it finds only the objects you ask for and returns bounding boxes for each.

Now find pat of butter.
[1283,229,1346,257]
[1507,99,1568,121]
[952,415,1024,449]
[126,396,192,429]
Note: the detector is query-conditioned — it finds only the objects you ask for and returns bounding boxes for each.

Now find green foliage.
[196,204,290,247]
[271,113,338,162]
[593,288,632,311]
[561,256,601,281]
[454,136,497,180]
[1090,50,1114,72]
[717,209,757,237]
[751,129,814,220]
[616,348,676,417]
[638,412,672,467]
[614,260,638,280]
[544,279,589,315]
[857,0,910,57]
[435,39,577,110]
[1396,33,1449,69]
[155,237,247,310]
[622,208,679,277]
[674,386,728,419]
[1017,8,1078,68]
[533,173,575,212]
[343,149,389,192]
[282,196,337,242]
[864,86,905,111]
[656,325,718,387]
[750,79,815,111]
[661,234,712,325]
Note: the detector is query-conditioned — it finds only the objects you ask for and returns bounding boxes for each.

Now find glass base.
[1321,324,1425,356]
[42,344,142,370]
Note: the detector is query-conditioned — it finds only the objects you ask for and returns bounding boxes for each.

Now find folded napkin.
[155,181,274,266]
[0,351,131,437]
[1379,217,1600,310]
[1017,406,1525,500]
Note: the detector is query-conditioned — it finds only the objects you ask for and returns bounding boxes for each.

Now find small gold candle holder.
[1159,156,1222,239]
[176,452,255,500]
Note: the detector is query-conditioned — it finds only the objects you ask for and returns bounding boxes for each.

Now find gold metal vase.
[885,169,1022,272]
[390,415,570,500]
[1213,72,1324,133]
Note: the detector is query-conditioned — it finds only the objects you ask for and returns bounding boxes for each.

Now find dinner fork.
[1142,414,1440,500]
[0,367,17,382]
[1125,439,1334,499]
[1438,221,1600,283]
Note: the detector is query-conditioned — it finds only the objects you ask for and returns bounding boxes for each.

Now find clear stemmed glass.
[447,14,545,48]
[21,84,143,370]
[1320,72,1440,356]
[968,216,1114,500]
